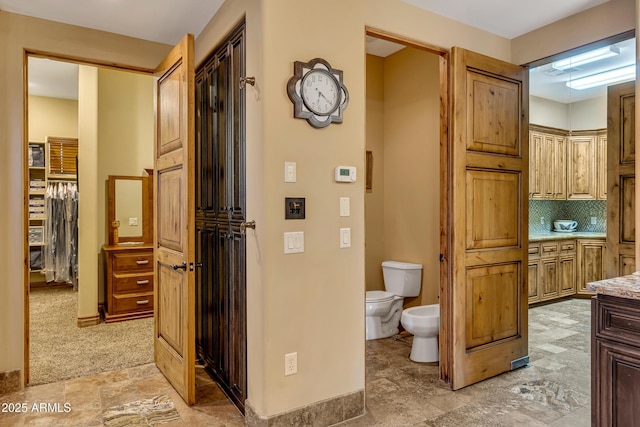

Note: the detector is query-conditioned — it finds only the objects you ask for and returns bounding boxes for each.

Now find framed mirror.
[107,174,153,245]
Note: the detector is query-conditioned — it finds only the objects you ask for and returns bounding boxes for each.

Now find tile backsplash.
[529,200,606,234]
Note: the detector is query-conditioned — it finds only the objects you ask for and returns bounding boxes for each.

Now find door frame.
[21,49,155,385]
[363,27,453,383]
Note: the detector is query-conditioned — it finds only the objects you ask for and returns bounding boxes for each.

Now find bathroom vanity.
[588,275,640,425]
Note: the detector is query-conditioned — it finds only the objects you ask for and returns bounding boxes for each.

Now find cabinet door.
[597,133,607,200]
[528,260,540,303]
[541,134,556,199]
[578,240,606,294]
[540,258,559,300]
[529,132,544,199]
[558,255,576,296]
[567,135,597,200]
[594,339,640,426]
[553,135,567,200]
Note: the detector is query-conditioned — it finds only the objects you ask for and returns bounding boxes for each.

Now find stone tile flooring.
[0,298,590,426]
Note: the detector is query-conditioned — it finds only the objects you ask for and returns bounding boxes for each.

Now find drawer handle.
[137,300,150,305]
[137,280,150,285]
[136,260,149,265]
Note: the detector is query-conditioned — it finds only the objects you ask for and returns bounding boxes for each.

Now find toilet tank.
[382,260,422,297]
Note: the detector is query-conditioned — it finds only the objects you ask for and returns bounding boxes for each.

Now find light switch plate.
[340,228,351,248]
[339,197,350,217]
[285,162,296,183]
[284,232,304,254]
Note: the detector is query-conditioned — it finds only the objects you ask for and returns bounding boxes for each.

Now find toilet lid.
[366,290,394,303]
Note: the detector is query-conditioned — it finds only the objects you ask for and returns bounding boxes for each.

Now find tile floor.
[0,298,591,426]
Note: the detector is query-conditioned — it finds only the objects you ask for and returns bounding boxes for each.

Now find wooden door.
[558,256,576,296]
[553,135,567,200]
[607,81,635,277]
[529,132,543,199]
[540,258,558,300]
[153,34,196,405]
[578,239,606,294]
[444,47,528,389]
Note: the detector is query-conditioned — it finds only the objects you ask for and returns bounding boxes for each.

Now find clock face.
[286,58,349,128]
[301,69,340,116]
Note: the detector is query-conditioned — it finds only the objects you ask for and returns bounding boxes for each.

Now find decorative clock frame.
[287,58,349,128]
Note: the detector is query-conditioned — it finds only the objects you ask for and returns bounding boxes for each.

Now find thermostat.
[334,166,356,183]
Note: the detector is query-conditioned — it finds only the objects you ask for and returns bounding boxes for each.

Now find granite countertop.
[587,273,640,300]
[529,232,606,242]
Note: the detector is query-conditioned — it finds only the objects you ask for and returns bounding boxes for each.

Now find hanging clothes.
[44,182,79,289]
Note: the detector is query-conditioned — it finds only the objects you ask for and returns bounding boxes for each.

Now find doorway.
[24,55,155,385]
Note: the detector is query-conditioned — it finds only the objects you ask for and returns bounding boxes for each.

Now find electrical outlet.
[128,217,138,226]
[540,217,545,225]
[591,216,597,225]
[285,352,297,376]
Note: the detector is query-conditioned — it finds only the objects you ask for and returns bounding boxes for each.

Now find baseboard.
[0,369,21,396]
[244,389,365,427]
[77,314,101,327]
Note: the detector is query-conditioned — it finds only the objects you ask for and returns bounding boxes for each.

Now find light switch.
[340,228,351,248]
[340,197,350,217]
[285,162,296,183]
[128,217,138,226]
[284,232,304,254]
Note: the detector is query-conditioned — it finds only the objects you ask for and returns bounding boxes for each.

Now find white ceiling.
[12,0,629,104]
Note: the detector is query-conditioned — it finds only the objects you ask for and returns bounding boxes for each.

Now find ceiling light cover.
[566,65,636,90]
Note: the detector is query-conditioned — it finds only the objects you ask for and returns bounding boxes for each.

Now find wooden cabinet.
[577,239,606,296]
[593,294,640,426]
[529,128,566,200]
[529,126,606,200]
[103,245,154,322]
[528,240,576,304]
[567,134,597,200]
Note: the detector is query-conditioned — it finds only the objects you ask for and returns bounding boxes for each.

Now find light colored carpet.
[29,286,154,385]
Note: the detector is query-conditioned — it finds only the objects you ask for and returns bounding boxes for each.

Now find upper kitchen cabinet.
[529,126,606,201]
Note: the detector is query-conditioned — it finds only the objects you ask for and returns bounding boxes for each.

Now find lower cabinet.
[528,240,576,304]
[577,239,606,295]
[592,294,640,425]
[528,237,604,304]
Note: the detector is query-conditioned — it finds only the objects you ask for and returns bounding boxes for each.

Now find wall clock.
[287,58,349,128]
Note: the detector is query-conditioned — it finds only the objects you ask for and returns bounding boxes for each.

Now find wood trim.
[77,314,101,328]
[365,27,449,57]
[25,50,154,75]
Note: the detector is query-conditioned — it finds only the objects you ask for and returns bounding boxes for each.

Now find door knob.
[240,220,256,235]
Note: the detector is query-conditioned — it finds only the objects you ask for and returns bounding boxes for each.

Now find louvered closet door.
[194,22,246,413]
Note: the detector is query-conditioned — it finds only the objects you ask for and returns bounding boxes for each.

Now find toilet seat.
[366,290,394,303]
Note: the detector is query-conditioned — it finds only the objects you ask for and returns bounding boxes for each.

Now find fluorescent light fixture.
[566,65,636,90]
[552,46,620,71]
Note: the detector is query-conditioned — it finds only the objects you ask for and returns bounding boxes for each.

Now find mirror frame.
[107,174,153,245]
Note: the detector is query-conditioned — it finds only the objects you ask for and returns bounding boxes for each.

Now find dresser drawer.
[112,292,154,314]
[113,252,153,273]
[113,273,154,293]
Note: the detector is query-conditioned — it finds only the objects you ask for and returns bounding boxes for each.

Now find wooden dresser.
[103,244,154,323]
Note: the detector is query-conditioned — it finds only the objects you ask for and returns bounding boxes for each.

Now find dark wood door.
[444,46,529,389]
[195,23,247,413]
[606,81,635,277]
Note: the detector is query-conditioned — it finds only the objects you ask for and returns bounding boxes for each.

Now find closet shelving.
[27,136,79,286]
[28,141,46,277]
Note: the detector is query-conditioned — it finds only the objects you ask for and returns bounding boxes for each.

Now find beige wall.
[28,95,78,141]
[530,95,607,130]
[0,10,169,379]
[365,54,385,292]
[381,47,441,307]
[512,0,635,65]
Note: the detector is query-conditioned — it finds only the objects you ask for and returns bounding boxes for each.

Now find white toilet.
[365,261,422,340]
[401,304,440,363]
